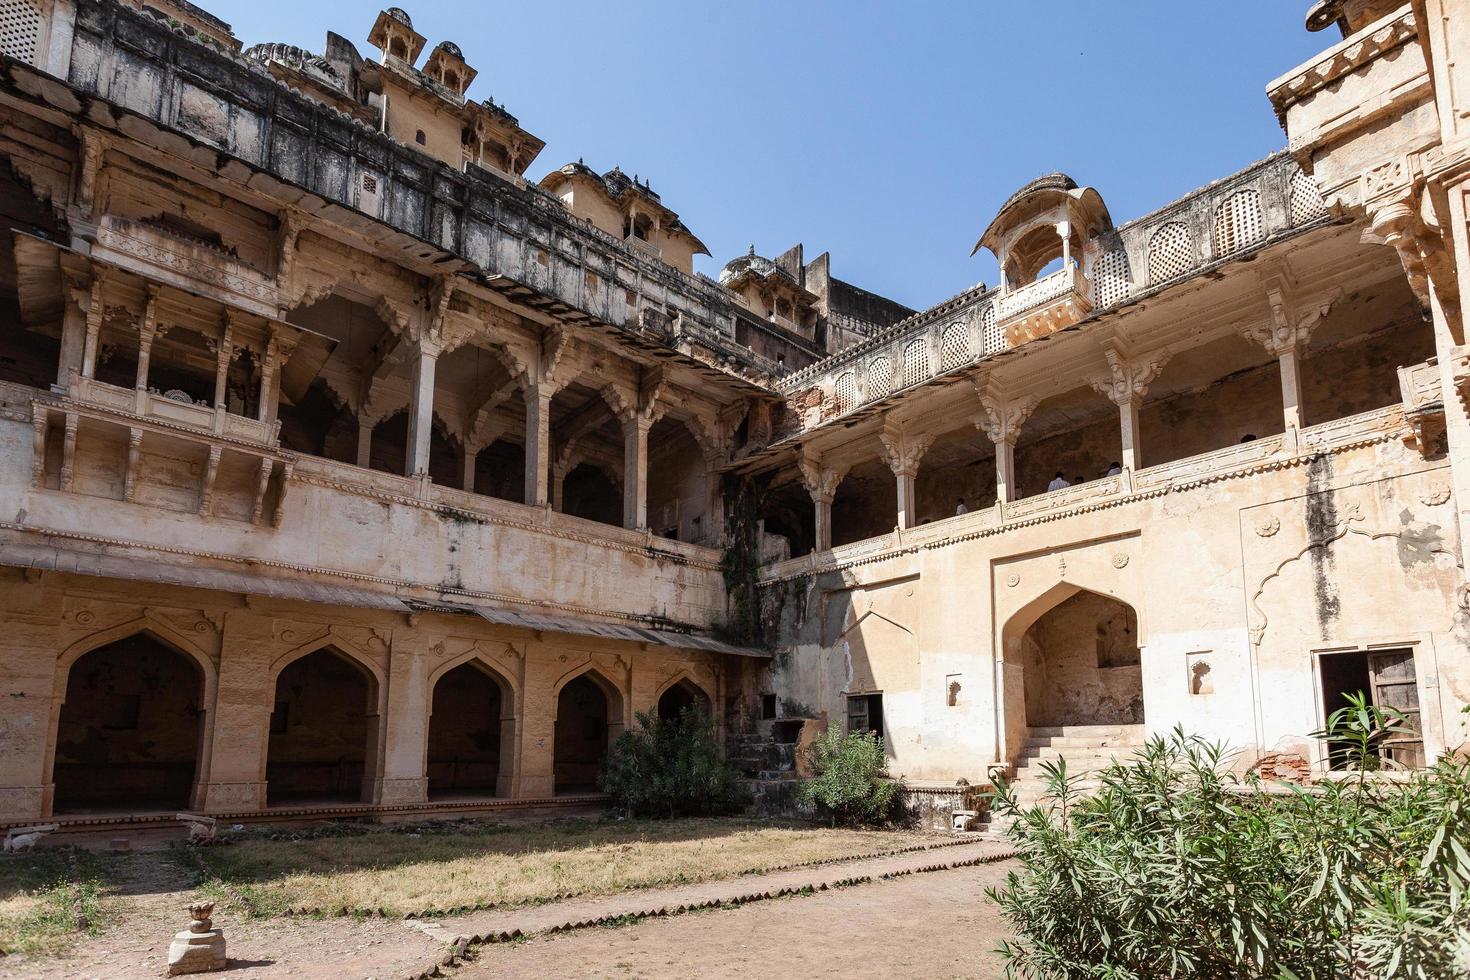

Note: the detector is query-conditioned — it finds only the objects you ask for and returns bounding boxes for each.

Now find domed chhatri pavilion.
[0,0,1466,830]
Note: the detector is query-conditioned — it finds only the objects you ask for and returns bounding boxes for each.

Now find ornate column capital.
[1089,345,1170,408]
[1239,272,1342,357]
[878,418,936,479]
[971,378,1037,447]
[798,452,848,505]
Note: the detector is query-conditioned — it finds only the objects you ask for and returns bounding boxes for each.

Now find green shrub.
[798,728,903,827]
[988,703,1470,979]
[598,708,747,818]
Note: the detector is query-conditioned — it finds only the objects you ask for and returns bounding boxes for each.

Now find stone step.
[1023,734,1146,751]
[1026,724,1146,740]
[1014,749,1138,769]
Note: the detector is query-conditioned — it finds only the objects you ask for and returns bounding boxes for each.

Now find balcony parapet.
[775,152,1330,435]
[995,265,1093,345]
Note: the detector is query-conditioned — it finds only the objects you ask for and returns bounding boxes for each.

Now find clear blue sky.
[217,1,1327,311]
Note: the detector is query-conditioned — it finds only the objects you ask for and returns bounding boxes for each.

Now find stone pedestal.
[167,903,226,975]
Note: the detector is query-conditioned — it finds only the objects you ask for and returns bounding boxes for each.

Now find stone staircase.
[731,728,804,814]
[998,724,1147,815]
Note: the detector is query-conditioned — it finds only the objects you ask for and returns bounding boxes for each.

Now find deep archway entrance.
[427,662,514,799]
[53,633,206,813]
[1017,589,1144,728]
[554,673,621,794]
[657,679,712,722]
[267,648,380,804]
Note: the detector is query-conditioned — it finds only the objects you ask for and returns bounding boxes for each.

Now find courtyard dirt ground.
[0,818,1018,978]
[455,860,1017,980]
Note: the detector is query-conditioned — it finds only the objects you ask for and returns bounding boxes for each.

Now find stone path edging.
[406,837,1017,964]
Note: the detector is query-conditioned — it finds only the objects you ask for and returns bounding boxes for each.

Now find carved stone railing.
[69,376,281,444]
[995,264,1093,345]
[45,0,782,382]
[1002,474,1123,520]
[775,152,1330,432]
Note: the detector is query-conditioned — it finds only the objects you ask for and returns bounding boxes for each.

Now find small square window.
[415,130,427,146]
[760,693,777,720]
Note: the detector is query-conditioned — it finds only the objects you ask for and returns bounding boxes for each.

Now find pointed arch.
[655,673,714,723]
[264,636,386,805]
[48,617,217,814]
[426,652,518,799]
[552,663,626,795]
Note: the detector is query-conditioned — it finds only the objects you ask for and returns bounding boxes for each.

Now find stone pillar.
[405,340,440,478]
[201,611,274,813]
[211,312,235,417]
[550,455,572,513]
[1240,272,1335,452]
[799,453,848,552]
[973,383,1038,505]
[524,386,553,506]
[134,285,161,408]
[56,274,89,387]
[257,326,285,425]
[356,417,374,469]
[79,275,104,381]
[1089,345,1168,484]
[517,648,558,799]
[377,636,430,805]
[460,439,480,493]
[0,580,62,822]
[703,459,725,545]
[879,418,935,530]
[621,415,652,530]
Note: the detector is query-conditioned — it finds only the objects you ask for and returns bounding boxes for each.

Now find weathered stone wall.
[0,571,730,821]
[754,410,1469,783]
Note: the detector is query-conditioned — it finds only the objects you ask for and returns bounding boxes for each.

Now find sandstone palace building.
[1,0,1468,825]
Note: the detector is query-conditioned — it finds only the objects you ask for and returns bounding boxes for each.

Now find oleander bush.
[599,708,747,818]
[798,728,903,828]
[988,699,1470,979]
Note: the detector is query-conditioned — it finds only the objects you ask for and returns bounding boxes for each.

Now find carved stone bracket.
[798,453,848,505]
[1089,345,1170,408]
[1240,273,1343,356]
[972,382,1038,447]
[878,418,936,478]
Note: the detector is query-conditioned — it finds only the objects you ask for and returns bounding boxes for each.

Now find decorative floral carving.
[1111,553,1129,569]
[1421,485,1452,507]
[1005,573,1020,588]
[1255,516,1281,537]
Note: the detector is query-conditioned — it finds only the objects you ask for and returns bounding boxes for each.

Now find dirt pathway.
[454,860,1019,979]
[415,838,1014,944]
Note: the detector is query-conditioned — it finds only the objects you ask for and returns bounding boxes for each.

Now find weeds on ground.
[0,850,111,957]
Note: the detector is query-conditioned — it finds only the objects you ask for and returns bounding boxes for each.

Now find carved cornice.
[1268,7,1419,121]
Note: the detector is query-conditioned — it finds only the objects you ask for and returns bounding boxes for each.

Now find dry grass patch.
[195,818,938,918]
[0,851,111,957]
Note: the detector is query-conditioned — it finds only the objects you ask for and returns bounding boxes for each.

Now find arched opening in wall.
[1014,387,1119,499]
[427,662,513,799]
[647,416,704,540]
[562,462,621,526]
[1301,277,1435,430]
[759,478,815,559]
[53,633,205,814]
[1014,589,1143,729]
[1136,332,1284,469]
[278,377,358,463]
[657,679,712,723]
[471,439,526,501]
[369,409,409,476]
[267,647,379,804]
[1003,224,1083,288]
[554,672,621,794]
[831,459,895,547]
[915,427,996,523]
[0,155,65,389]
[548,382,625,521]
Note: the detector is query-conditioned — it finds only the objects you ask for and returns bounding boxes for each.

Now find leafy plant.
[987,717,1470,979]
[798,728,903,827]
[598,708,747,818]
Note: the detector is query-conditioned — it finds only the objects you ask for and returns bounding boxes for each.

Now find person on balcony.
[1047,472,1070,492]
